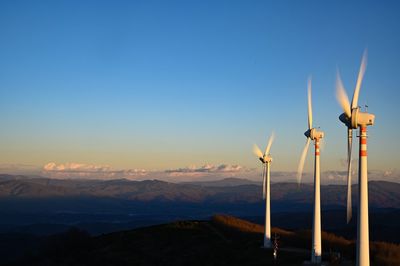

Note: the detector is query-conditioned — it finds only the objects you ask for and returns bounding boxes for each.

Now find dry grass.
[212,214,263,233]
[371,241,400,266]
[212,214,400,266]
[212,214,293,236]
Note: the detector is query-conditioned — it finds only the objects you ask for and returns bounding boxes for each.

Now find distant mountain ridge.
[0,174,399,209]
[181,177,260,187]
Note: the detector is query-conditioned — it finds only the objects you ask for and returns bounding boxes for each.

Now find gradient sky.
[0,0,399,177]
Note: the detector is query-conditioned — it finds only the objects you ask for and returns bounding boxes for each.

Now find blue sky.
[0,0,399,179]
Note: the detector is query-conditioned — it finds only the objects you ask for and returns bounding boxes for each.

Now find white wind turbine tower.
[297,78,324,264]
[336,50,375,266]
[253,132,275,248]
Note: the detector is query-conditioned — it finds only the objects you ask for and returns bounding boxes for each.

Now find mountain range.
[1,174,399,242]
[0,174,399,209]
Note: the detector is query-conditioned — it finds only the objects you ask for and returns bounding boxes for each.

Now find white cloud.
[162,164,248,182]
[165,163,244,174]
[42,162,146,180]
[1,161,398,184]
[43,162,111,172]
[383,170,393,177]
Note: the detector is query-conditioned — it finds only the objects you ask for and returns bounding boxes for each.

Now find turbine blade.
[253,144,263,158]
[336,71,351,117]
[262,164,266,199]
[351,50,368,109]
[307,77,313,130]
[297,138,311,185]
[346,128,353,223]
[265,132,275,155]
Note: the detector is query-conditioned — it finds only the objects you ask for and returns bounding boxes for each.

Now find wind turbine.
[336,50,375,266]
[253,132,275,248]
[297,77,324,264]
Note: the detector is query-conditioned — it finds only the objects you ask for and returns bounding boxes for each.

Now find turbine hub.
[304,128,312,138]
[339,113,351,127]
[304,128,324,140]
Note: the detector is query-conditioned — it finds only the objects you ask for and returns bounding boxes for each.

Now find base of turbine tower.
[303,258,327,266]
[312,255,321,264]
[261,237,272,249]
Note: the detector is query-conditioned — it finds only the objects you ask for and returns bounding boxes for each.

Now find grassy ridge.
[3,214,399,265]
[212,214,400,265]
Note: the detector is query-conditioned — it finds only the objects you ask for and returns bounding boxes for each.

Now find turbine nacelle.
[253,133,275,164]
[259,155,272,164]
[339,107,375,129]
[304,128,324,140]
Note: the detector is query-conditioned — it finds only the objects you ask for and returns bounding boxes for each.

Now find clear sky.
[0,0,399,179]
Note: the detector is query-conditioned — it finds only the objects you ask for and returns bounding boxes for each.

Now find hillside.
[2,215,399,266]
[1,175,399,244]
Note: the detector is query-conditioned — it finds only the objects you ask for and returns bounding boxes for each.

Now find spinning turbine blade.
[351,50,367,109]
[346,128,353,223]
[307,78,313,130]
[253,144,263,158]
[297,138,311,184]
[336,72,351,117]
[265,132,275,155]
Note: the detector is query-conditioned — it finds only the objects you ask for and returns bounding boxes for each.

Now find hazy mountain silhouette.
[182,177,260,187]
[1,174,399,245]
[0,175,399,208]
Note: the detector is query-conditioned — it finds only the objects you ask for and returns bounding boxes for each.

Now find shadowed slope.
[4,215,399,266]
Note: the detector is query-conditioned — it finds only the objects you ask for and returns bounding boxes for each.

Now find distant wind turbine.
[297,78,324,264]
[336,50,375,266]
[253,132,275,248]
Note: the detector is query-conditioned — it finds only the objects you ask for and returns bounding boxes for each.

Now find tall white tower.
[336,50,375,266]
[264,160,272,248]
[297,78,324,263]
[311,137,322,263]
[253,133,274,248]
